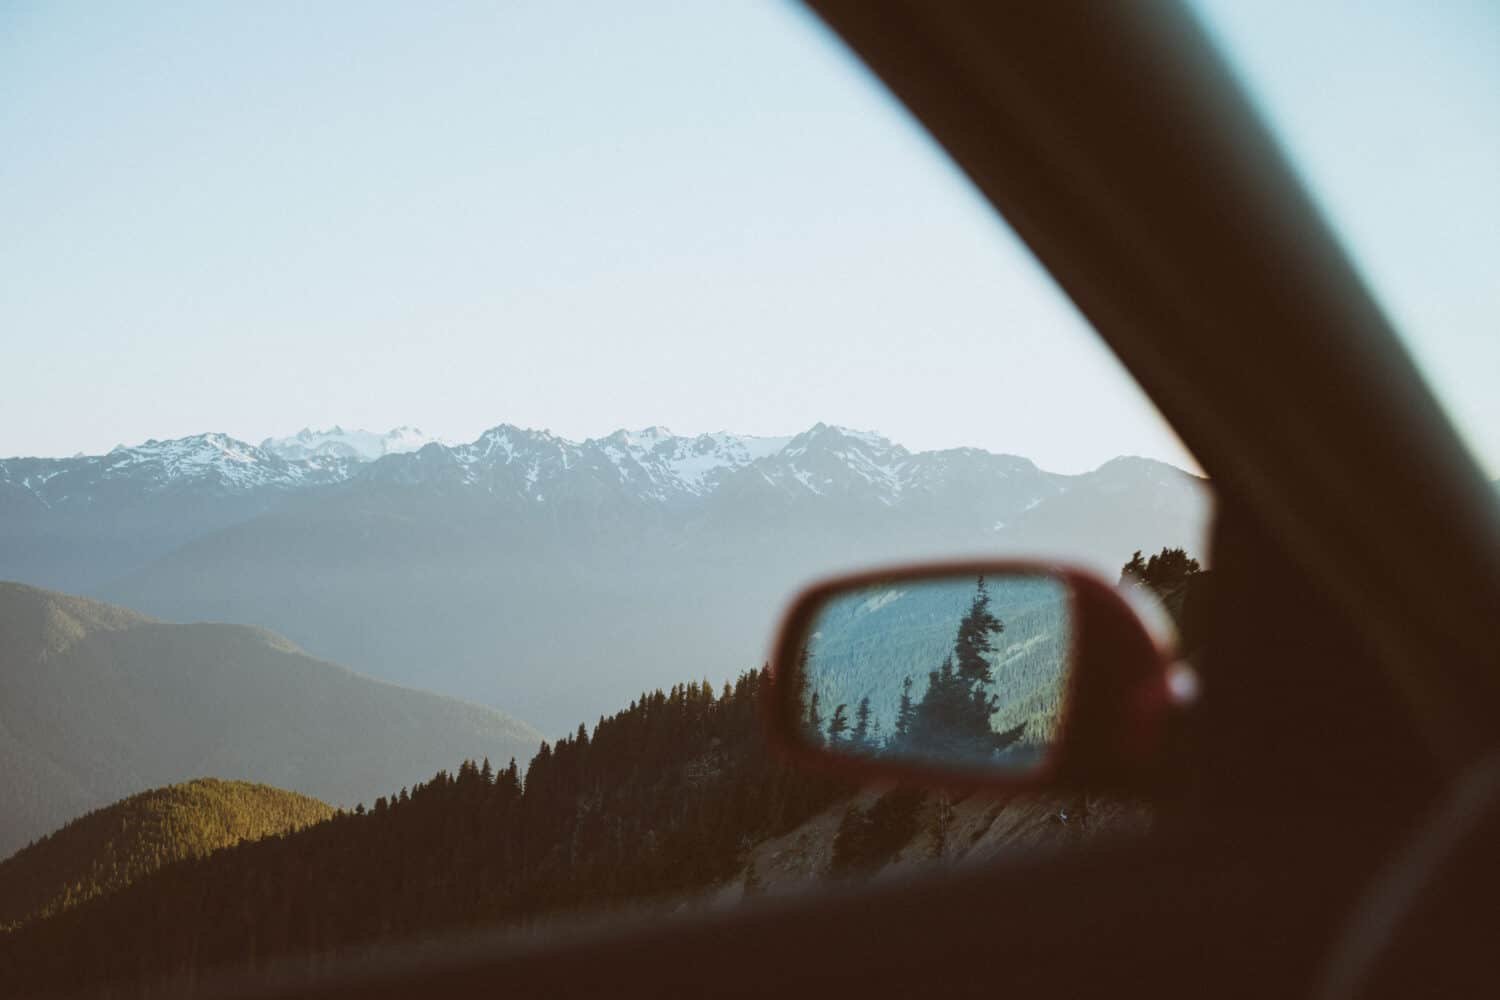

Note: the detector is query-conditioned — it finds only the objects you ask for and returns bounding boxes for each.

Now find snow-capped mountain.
[0,423,819,507]
[343,423,834,503]
[360,424,798,502]
[2,421,1210,734]
[1,423,1206,523]
[0,422,1205,529]
[598,426,793,497]
[745,424,908,500]
[0,433,356,510]
[355,421,1051,511]
[260,426,440,463]
[0,434,363,594]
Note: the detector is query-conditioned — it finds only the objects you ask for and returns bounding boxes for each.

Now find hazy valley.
[0,582,538,858]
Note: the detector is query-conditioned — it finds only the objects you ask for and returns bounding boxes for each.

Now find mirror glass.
[792,573,1073,775]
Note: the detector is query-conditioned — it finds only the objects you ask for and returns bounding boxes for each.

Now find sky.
[2,2,1493,476]
[1189,0,1499,477]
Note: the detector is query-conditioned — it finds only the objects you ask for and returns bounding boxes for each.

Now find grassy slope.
[0,779,332,929]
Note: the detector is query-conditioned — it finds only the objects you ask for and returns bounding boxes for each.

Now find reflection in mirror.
[794,574,1072,775]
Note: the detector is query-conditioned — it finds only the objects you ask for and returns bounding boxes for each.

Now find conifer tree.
[827,703,850,744]
[1122,546,1200,592]
[908,577,1008,761]
[954,576,1003,690]
[806,691,824,745]
[893,676,916,744]
[851,697,872,749]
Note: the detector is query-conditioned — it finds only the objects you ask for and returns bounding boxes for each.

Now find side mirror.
[765,561,1190,792]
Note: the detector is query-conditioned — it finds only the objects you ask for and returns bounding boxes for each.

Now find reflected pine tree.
[893,577,1025,764]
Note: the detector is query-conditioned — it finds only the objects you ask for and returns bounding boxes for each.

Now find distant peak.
[481,424,564,445]
[792,423,895,450]
[832,425,893,447]
[622,426,673,447]
[124,432,259,456]
[262,426,440,463]
[1091,455,1187,474]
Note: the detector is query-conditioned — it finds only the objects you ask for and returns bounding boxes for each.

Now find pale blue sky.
[1191,0,1499,476]
[2,2,1493,475]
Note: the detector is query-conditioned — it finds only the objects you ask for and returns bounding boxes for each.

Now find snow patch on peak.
[96,433,322,491]
[621,426,673,448]
[122,433,264,467]
[576,427,796,497]
[382,426,437,453]
[829,425,893,450]
[654,432,793,493]
[475,426,522,462]
[771,423,907,499]
[721,432,794,463]
[262,426,441,462]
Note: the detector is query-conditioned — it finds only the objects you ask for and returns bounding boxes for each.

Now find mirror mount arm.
[1051,572,1174,790]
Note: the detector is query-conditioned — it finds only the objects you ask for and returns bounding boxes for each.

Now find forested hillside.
[0,550,1204,997]
[1120,546,1211,653]
[804,574,1071,755]
[0,779,331,930]
[0,670,847,996]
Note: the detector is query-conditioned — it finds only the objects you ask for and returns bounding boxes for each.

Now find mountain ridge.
[0,581,541,859]
[2,422,1194,509]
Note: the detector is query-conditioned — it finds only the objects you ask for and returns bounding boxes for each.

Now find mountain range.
[0,582,539,858]
[1,423,1209,734]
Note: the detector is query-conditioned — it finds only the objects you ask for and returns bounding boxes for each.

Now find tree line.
[0,669,847,996]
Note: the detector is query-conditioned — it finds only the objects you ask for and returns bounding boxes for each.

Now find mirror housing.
[765,561,1186,793]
